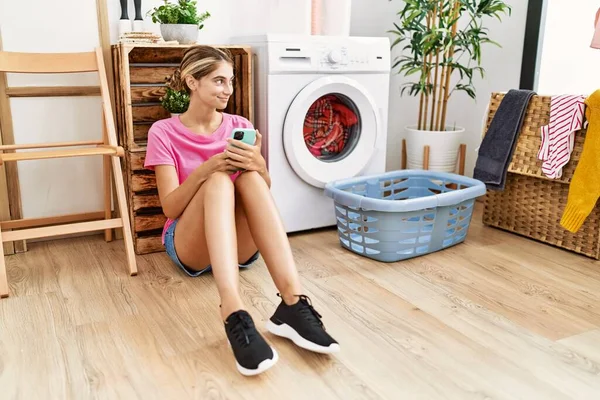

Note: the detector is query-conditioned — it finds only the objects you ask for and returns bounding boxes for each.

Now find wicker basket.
[482,92,600,259]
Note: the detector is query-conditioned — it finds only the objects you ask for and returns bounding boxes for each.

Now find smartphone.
[230,128,257,146]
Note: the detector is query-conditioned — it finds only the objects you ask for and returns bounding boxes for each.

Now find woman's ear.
[185,75,197,92]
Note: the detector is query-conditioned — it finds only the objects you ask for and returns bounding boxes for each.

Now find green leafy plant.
[161,87,190,114]
[147,0,211,29]
[389,0,511,131]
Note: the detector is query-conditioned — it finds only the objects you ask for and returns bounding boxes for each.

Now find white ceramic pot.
[170,113,181,118]
[405,125,465,172]
[160,24,198,44]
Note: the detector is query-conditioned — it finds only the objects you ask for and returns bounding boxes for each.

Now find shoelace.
[278,293,325,329]
[228,312,257,347]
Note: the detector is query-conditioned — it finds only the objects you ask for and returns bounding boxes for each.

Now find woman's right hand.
[204,152,237,175]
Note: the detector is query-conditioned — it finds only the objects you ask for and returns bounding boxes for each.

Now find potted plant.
[161,87,190,116]
[389,0,511,172]
[148,0,211,44]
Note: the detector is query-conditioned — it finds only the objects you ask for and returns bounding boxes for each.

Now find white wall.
[0,0,527,219]
[535,0,600,95]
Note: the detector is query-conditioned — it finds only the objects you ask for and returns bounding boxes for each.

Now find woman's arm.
[155,152,231,220]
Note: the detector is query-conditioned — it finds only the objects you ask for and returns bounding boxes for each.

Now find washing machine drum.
[283,76,380,188]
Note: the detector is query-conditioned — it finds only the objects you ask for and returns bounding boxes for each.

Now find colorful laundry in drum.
[303,95,359,158]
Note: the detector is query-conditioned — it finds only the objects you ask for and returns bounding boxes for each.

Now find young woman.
[144,46,339,376]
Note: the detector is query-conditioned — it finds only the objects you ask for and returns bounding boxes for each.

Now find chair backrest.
[0,51,99,74]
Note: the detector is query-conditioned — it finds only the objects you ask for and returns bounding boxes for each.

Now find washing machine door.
[283,75,380,188]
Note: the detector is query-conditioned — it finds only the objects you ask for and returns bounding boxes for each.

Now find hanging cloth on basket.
[537,95,586,179]
[561,89,600,232]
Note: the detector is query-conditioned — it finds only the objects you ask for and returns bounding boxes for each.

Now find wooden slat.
[133,194,161,211]
[6,86,101,97]
[0,146,122,164]
[1,211,106,230]
[241,50,251,122]
[122,46,135,150]
[234,54,242,117]
[133,214,166,233]
[0,127,13,255]
[133,125,151,143]
[458,144,466,175]
[0,32,25,253]
[131,174,156,192]
[96,47,138,276]
[0,140,104,151]
[129,67,175,84]
[102,109,113,242]
[129,152,146,171]
[126,45,249,63]
[131,86,166,103]
[132,105,169,123]
[113,46,125,147]
[2,218,123,242]
[129,143,148,153]
[135,235,164,253]
[0,51,98,74]
[95,0,115,113]
[128,47,187,64]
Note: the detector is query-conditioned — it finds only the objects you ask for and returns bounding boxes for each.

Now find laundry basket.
[324,170,487,262]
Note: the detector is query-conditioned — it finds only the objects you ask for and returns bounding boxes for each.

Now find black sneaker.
[266,294,340,354]
[224,310,278,376]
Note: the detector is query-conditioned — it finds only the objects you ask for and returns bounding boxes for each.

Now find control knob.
[327,50,342,64]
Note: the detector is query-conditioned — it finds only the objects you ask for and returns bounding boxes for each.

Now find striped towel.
[538,95,586,179]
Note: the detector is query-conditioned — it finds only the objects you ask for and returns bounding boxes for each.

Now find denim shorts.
[164,218,260,277]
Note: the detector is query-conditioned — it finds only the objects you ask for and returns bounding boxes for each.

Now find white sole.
[266,320,340,354]
[235,347,279,376]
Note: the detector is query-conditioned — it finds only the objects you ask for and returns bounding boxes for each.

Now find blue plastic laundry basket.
[324,170,487,262]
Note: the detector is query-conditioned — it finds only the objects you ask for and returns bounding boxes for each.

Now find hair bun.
[167,68,185,91]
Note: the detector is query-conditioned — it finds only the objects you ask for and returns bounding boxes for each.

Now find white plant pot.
[160,24,198,44]
[405,125,465,172]
[118,19,132,37]
[170,113,181,118]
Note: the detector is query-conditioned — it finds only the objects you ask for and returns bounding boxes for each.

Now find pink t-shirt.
[144,112,254,242]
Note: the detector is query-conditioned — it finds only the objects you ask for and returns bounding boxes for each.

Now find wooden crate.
[112,43,253,254]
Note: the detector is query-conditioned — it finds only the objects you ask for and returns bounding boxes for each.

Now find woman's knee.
[234,170,262,187]
[204,171,235,196]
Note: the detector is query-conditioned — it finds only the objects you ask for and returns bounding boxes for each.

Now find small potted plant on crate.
[148,0,211,44]
[161,86,189,117]
[389,0,511,172]
[161,72,189,116]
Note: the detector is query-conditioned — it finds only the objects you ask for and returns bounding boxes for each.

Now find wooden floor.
[2,203,600,399]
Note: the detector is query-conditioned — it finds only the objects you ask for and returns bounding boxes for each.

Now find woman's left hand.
[225,130,267,173]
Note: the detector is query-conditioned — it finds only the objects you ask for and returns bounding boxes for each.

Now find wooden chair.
[0,48,137,298]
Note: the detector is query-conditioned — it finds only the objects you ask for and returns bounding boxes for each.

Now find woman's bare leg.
[174,171,244,320]
[234,189,260,264]
[234,171,303,305]
[174,172,278,375]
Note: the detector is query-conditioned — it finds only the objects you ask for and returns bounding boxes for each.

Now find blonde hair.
[170,45,234,93]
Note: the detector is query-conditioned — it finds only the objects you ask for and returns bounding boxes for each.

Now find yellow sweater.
[561,89,600,232]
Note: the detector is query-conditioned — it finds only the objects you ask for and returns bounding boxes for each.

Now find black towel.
[474,89,536,190]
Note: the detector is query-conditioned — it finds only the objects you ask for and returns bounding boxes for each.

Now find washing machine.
[235,34,390,233]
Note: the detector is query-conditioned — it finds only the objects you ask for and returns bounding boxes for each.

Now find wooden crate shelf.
[112,43,253,254]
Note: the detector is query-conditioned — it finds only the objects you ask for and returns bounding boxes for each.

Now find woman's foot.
[224,310,278,376]
[266,294,340,354]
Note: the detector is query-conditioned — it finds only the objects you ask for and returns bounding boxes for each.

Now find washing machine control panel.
[318,45,384,71]
[267,38,391,73]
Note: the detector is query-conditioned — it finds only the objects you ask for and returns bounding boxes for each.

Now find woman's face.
[188,61,234,109]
